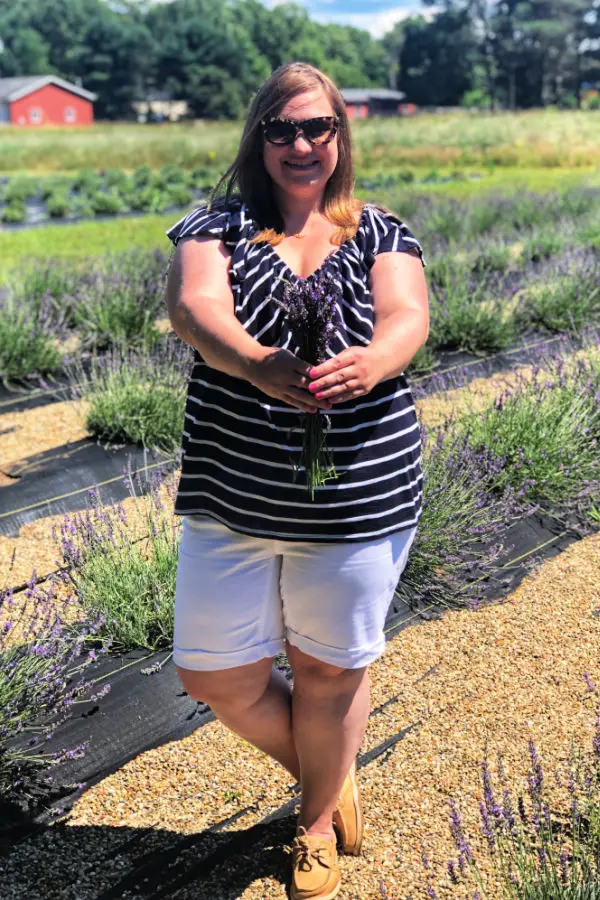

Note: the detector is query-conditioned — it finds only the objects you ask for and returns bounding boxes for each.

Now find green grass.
[0,213,174,275]
[2,111,600,173]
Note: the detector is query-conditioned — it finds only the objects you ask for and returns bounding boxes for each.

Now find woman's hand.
[308,347,383,403]
[307,346,384,405]
[247,347,334,414]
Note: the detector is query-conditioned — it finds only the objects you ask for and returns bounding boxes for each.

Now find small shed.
[340,88,414,119]
[0,76,96,126]
[132,91,189,123]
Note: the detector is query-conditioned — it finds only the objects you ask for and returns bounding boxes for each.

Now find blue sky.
[264,0,427,37]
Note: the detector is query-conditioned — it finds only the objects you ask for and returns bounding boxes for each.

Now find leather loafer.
[333,759,364,855]
[289,826,341,900]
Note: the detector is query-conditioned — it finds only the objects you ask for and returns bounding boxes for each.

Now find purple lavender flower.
[478,799,496,851]
[559,848,569,884]
[274,270,342,497]
[517,795,529,825]
[447,859,459,883]
[448,797,474,864]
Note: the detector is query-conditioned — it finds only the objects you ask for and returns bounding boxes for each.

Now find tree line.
[0,0,599,119]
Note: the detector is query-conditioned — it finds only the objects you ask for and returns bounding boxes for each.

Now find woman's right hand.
[246,347,332,414]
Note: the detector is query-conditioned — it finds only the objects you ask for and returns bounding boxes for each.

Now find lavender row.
[0,248,170,382]
[2,181,600,384]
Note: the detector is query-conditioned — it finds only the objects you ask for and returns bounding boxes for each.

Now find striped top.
[166,198,425,543]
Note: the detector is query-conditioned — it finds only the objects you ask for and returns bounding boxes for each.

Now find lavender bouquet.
[275,269,342,498]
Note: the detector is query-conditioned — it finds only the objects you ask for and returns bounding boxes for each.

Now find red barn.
[340,88,413,119]
[0,75,96,126]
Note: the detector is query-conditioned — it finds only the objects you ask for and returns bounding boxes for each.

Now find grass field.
[1,109,600,174]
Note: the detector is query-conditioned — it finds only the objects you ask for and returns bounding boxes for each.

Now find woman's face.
[262,87,339,201]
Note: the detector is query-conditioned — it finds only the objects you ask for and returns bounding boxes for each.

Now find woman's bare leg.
[176,658,300,781]
[286,640,370,840]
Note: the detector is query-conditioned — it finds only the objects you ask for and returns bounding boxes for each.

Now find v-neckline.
[250,205,366,283]
[267,243,343,282]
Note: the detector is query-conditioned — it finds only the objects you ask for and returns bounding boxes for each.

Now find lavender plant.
[459,334,600,529]
[7,259,80,318]
[409,185,600,248]
[55,471,181,651]
[0,293,64,382]
[0,576,111,802]
[427,268,519,356]
[69,337,193,452]
[398,420,524,612]
[520,249,600,334]
[518,229,566,265]
[274,269,341,497]
[68,248,169,351]
[423,679,600,898]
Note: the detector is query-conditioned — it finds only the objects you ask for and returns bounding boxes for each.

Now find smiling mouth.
[284,161,319,169]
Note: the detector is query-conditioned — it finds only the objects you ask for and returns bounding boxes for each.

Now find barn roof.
[0,76,96,103]
[340,88,406,103]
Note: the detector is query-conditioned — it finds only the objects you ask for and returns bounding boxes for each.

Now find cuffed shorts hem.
[173,637,285,672]
[286,627,386,669]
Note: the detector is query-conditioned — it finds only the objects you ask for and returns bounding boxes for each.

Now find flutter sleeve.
[363,205,426,268]
[166,200,244,249]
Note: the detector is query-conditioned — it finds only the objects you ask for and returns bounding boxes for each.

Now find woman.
[166,62,428,900]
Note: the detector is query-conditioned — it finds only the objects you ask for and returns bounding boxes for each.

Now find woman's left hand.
[308,347,384,405]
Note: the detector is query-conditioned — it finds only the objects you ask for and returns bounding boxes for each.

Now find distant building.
[0,75,96,126]
[340,88,416,119]
[133,91,189,123]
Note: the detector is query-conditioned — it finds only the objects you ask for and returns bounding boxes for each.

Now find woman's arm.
[366,250,429,378]
[307,251,429,403]
[166,236,332,413]
[166,235,267,381]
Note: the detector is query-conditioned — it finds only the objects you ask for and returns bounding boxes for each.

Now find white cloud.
[312,6,434,36]
[262,2,438,36]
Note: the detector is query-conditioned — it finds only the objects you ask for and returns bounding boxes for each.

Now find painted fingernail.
[308,383,318,393]
[309,368,318,378]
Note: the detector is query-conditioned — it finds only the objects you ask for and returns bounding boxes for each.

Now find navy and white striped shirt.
[166,198,425,542]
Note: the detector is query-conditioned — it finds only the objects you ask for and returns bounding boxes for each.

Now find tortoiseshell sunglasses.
[260,116,339,146]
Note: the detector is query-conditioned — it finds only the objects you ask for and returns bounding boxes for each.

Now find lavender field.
[1,126,600,898]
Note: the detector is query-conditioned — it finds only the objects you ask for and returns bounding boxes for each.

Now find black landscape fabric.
[0,439,176,537]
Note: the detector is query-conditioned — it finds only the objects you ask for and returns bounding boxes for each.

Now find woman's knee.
[176,657,274,710]
[286,641,368,694]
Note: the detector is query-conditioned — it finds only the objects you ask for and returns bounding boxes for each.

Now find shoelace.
[285,830,333,872]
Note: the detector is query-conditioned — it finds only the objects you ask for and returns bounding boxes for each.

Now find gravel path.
[1,531,598,899]
[0,398,89,475]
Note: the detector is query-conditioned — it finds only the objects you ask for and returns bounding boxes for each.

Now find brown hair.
[209,62,363,246]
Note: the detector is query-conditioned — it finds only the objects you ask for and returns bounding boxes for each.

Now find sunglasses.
[261,116,339,146]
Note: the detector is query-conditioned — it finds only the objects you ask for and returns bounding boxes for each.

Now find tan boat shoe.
[288,826,341,900]
[333,759,364,856]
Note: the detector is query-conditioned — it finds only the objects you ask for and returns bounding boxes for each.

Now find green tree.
[83,13,156,119]
[1,27,51,76]
[397,9,478,106]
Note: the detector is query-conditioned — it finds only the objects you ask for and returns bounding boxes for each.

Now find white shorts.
[173,516,417,671]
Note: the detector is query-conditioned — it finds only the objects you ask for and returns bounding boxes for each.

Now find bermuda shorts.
[173,515,417,671]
